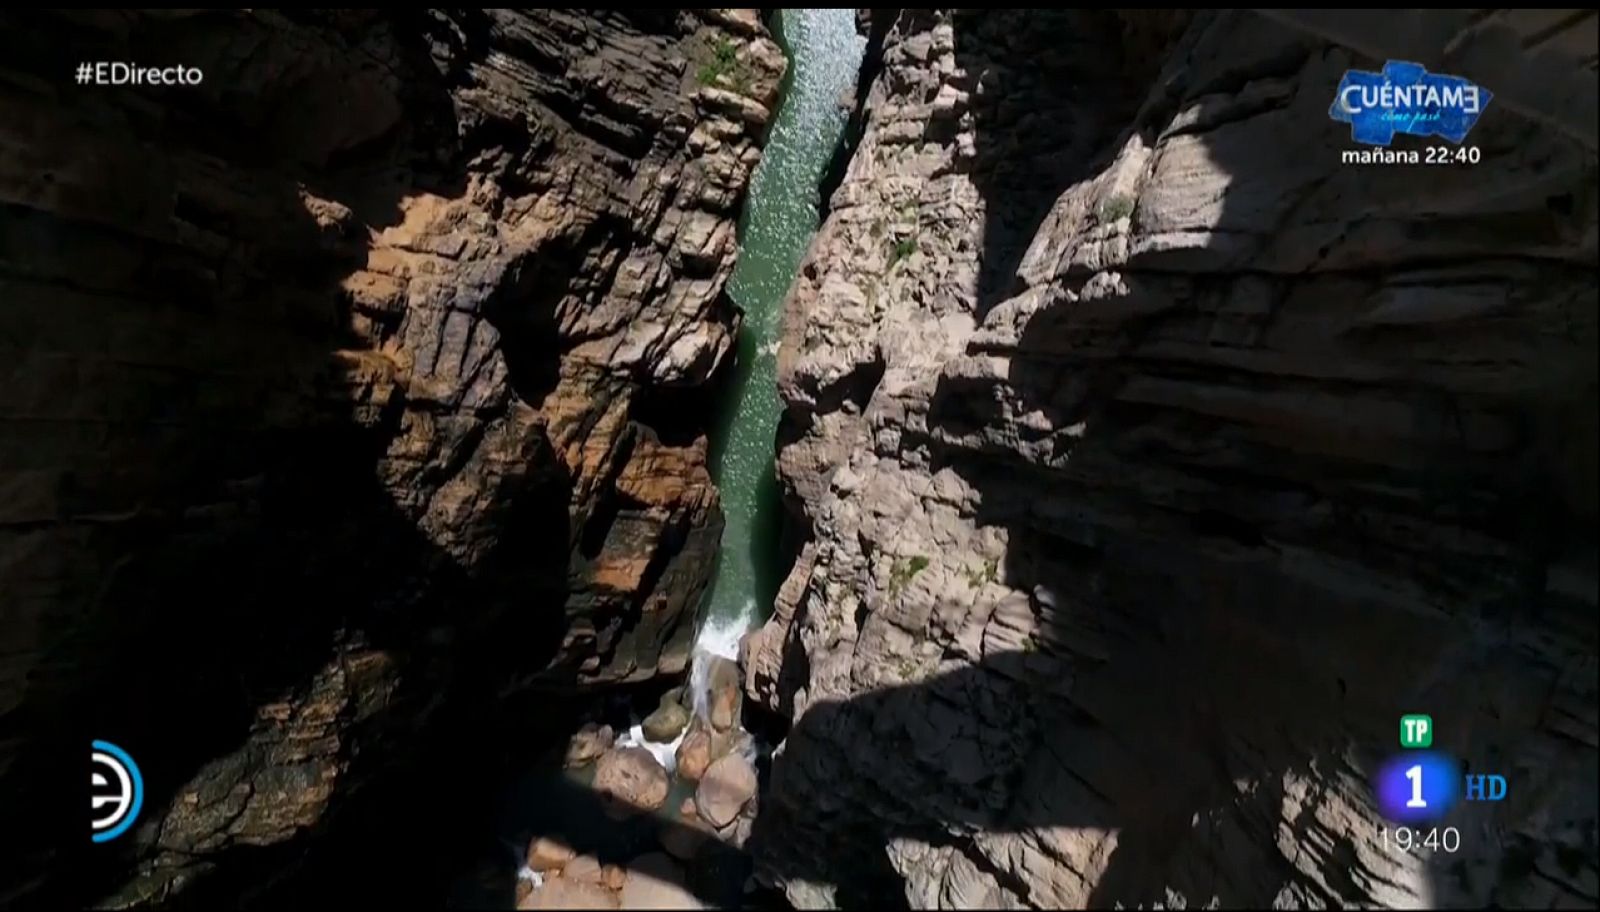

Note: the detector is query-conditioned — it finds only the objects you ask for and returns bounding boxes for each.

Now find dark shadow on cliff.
[942,9,1152,319]
[742,7,1597,908]
[501,6,1600,907]
[0,9,590,909]
[816,9,893,223]
[4,8,1589,911]
[448,755,764,910]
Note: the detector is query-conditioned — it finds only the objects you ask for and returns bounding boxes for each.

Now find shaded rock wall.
[748,9,1597,909]
[0,8,780,906]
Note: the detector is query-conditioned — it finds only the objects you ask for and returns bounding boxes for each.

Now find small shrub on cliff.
[961,557,1000,588]
[887,555,931,599]
[1098,193,1136,223]
[889,234,917,267]
[697,36,751,95]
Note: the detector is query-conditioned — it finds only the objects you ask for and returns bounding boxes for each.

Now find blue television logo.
[1374,751,1460,824]
[1329,60,1492,146]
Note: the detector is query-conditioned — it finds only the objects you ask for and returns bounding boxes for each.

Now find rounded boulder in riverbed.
[517,876,619,910]
[594,746,670,819]
[675,728,713,782]
[643,699,690,743]
[695,754,757,828]
[563,722,614,768]
[707,657,742,731]
[709,727,751,766]
[526,836,576,872]
[717,802,756,850]
[620,852,703,910]
[561,854,604,885]
[659,797,715,861]
[603,864,627,892]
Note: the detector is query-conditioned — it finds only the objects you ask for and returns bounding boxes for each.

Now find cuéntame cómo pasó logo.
[1329,60,1491,146]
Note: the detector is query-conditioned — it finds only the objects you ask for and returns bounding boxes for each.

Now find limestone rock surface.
[0,8,783,907]
[748,9,1598,910]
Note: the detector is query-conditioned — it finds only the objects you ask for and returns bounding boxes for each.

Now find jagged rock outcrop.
[0,8,781,907]
[748,9,1597,909]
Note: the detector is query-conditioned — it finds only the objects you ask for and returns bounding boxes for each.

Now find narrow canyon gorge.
[0,8,1595,911]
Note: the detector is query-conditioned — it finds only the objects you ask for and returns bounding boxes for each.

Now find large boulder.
[707,657,742,731]
[713,727,752,760]
[694,754,757,828]
[619,853,703,910]
[663,684,688,709]
[603,864,627,892]
[594,747,670,819]
[517,877,620,910]
[659,797,716,861]
[526,836,576,872]
[564,723,614,768]
[701,726,752,779]
[643,699,690,743]
[561,855,604,885]
[717,809,755,851]
[675,728,713,782]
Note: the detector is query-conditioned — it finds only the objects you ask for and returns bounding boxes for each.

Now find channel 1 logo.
[91,740,144,843]
[1374,715,1508,823]
[1375,752,1460,823]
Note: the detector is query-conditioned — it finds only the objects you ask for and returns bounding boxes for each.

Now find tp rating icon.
[1400,714,1433,748]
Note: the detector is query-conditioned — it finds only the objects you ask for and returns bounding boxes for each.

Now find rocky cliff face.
[0,9,780,906]
[747,9,1597,909]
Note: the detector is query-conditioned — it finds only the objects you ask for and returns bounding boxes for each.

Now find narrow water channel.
[700,9,865,646]
[470,15,866,910]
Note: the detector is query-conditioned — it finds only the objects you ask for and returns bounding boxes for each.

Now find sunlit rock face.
[0,8,781,906]
[748,8,1597,909]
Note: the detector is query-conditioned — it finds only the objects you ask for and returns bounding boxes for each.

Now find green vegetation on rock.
[961,557,999,588]
[890,234,917,266]
[698,35,753,95]
[1098,193,1135,222]
[887,555,930,599]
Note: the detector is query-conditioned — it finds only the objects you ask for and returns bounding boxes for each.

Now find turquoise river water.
[697,10,865,653]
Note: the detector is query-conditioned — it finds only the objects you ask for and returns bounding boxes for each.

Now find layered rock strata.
[748,9,1597,909]
[0,8,781,906]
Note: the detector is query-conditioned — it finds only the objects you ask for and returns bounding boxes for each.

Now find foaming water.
[615,722,688,774]
[601,11,863,777]
[690,597,759,720]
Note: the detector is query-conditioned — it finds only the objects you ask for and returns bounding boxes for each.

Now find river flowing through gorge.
[8,7,1591,912]
[699,8,865,649]
[488,11,865,910]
